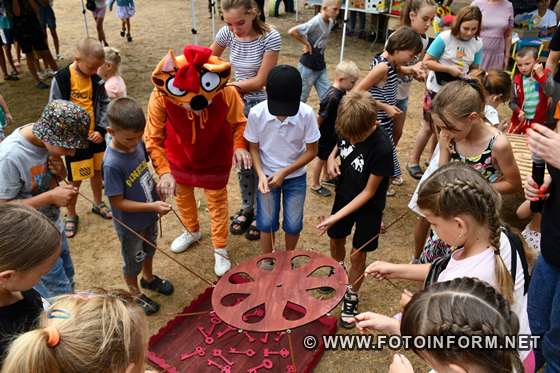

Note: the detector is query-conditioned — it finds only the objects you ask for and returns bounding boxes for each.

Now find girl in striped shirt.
[356,26,423,194]
[210,0,281,241]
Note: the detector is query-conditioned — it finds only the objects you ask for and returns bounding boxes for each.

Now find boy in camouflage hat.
[0,100,89,297]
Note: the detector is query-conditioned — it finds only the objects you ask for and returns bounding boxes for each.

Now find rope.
[169,310,213,317]
[287,329,297,371]
[65,180,215,287]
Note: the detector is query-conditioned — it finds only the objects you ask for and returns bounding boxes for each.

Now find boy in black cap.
[244,65,320,254]
[0,100,90,297]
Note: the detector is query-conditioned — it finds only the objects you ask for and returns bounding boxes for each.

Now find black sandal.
[140,275,174,295]
[64,215,79,238]
[406,164,424,180]
[92,202,112,220]
[135,294,160,315]
[245,221,260,241]
[230,209,254,235]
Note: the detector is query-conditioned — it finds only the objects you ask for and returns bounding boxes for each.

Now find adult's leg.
[204,187,229,249]
[175,183,201,233]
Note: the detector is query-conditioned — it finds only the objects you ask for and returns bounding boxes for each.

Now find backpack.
[425,226,531,294]
[86,0,96,11]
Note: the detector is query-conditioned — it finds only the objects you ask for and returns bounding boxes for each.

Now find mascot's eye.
[200,72,221,92]
[166,78,187,97]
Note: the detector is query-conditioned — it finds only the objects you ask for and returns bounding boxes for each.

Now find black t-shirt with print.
[0,289,43,363]
[336,126,394,210]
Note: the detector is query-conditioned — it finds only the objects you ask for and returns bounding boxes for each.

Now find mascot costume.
[144,45,248,276]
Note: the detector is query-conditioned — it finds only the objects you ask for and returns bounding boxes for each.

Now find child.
[356,26,423,192]
[392,0,436,151]
[288,0,340,102]
[420,79,521,263]
[50,37,111,238]
[515,0,557,37]
[316,91,394,328]
[0,204,61,364]
[0,93,13,142]
[103,97,174,315]
[109,0,135,42]
[361,163,534,371]
[309,60,360,197]
[407,5,483,179]
[469,69,512,129]
[368,278,524,372]
[0,100,89,298]
[517,199,541,254]
[98,47,126,99]
[1,288,149,373]
[245,64,320,254]
[509,46,554,134]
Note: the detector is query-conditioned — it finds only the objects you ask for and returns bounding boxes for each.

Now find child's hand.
[533,63,545,79]
[303,43,312,54]
[258,175,270,194]
[354,312,400,334]
[267,170,286,189]
[88,131,103,144]
[316,214,336,233]
[49,185,78,207]
[326,157,340,178]
[447,65,464,78]
[411,61,426,81]
[157,173,176,200]
[5,112,13,127]
[518,110,526,123]
[389,354,414,373]
[399,289,413,313]
[152,201,172,215]
[233,148,252,170]
[364,260,398,280]
[385,105,402,119]
[48,155,67,178]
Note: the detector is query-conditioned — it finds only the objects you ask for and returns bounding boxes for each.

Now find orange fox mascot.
[144,45,248,276]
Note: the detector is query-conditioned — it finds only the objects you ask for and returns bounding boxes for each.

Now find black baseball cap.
[266,65,302,117]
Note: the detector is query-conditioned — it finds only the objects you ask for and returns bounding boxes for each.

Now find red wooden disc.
[211,250,348,332]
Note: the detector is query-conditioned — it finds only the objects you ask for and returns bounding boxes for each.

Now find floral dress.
[418,135,501,263]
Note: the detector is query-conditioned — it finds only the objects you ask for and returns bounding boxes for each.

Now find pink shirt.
[471,0,514,38]
[104,75,127,99]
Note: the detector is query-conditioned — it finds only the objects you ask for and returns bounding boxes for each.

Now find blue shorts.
[256,173,306,235]
[396,97,408,113]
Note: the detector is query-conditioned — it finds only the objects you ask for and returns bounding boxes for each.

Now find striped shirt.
[215,26,281,101]
[522,76,539,120]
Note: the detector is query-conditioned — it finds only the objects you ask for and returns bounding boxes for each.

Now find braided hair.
[401,277,523,372]
[417,162,514,303]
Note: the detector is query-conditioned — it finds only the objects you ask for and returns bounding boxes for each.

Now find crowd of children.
[2,0,560,371]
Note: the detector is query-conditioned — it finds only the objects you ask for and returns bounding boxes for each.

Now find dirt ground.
[2,0,523,371]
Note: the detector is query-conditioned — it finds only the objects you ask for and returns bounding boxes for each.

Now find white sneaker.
[214,248,231,277]
[170,231,201,253]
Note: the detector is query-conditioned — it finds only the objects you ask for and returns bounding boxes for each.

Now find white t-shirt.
[244,101,320,179]
[425,30,483,93]
[408,145,441,216]
[437,231,531,360]
[484,104,500,127]
[519,9,558,31]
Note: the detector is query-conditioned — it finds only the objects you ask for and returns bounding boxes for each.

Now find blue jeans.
[298,63,330,103]
[528,255,560,372]
[256,174,306,235]
[34,225,75,298]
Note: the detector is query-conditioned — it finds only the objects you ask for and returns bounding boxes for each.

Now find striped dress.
[368,55,400,177]
[215,26,282,103]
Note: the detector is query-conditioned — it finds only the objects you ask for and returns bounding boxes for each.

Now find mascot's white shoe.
[170,231,201,253]
[214,248,231,277]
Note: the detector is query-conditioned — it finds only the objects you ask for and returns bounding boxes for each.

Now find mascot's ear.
[162,50,179,73]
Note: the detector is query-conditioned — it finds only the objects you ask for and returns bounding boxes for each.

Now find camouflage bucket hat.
[32,100,90,149]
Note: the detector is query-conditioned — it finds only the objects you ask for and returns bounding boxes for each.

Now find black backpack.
[425,226,531,294]
[86,0,96,11]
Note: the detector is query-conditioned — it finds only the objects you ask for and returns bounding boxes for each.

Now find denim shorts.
[256,174,306,235]
[396,97,408,113]
[116,222,157,278]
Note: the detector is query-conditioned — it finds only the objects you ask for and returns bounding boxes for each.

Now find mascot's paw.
[214,248,231,277]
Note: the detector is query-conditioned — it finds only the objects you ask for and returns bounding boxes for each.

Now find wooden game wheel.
[212,250,348,332]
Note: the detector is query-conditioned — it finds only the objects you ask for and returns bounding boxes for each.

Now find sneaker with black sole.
[127,34,133,42]
[140,275,174,295]
[135,293,160,315]
[339,289,359,329]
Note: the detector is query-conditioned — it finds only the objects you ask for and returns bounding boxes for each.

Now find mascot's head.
[151,45,231,111]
